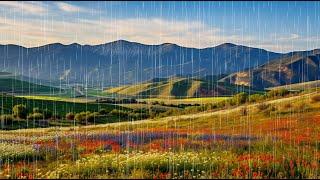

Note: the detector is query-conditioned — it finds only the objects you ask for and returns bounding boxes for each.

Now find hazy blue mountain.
[0,40,282,87]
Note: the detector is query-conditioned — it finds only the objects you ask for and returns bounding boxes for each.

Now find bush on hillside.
[12,104,28,119]
[75,111,99,123]
[256,103,270,111]
[66,112,75,120]
[32,107,41,113]
[0,114,14,125]
[232,92,248,105]
[249,94,265,103]
[109,109,129,118]
[239,107,248,116]
[42,109,53,119]
[98,108,109,115]
[27,113,44,120]
[267,89,290,98]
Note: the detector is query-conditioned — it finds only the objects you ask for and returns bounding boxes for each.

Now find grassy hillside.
[139,97,230,105]
[0,73,61,94]
[105,77,261,98]
[220,50,320,89]
[266,79,320,91]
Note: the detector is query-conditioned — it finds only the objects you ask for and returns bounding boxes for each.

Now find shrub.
[151,101,159,105]
[249,94,265,103]
[267,89,290,98]
[239,107,248,116]
[216,100,227,108]
[109,109,129,118]
[293,101,311,113]
[0,114,13,125]
[27,113,44,120]
[256,103,270,111]
[66,112,75,120]
[32,107,41,113]
[86,113,95,122]
[51,114,61,120]
[75,112,89,122]
[232,92,248,105]
[12,104,28,119]
[42,109,53,119]
[262,104,277,116]
[98,108,108,115]
[75,111,98,123]
[311,94,320,103]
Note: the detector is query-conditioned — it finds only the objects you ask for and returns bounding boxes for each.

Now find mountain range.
[0,40,281,88]
[220,49,320,89]
[1,40,320,90]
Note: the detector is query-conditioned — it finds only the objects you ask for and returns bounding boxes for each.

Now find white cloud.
[0,1,45,15]
[55,2,87,13]
[270,33,300,41]
[0,15,317,53]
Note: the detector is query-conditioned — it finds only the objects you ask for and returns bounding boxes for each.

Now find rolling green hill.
[105,77,262,98]
[0,72,61,94]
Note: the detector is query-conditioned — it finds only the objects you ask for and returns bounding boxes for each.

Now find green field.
[0,78,61,94]
[0,94,123,116]
[138,96,230,105]
[105,77,263,99]
[16,95,94,103]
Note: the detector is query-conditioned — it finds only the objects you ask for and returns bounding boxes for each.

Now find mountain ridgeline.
[0,40,281,87]
[220,49,320,89]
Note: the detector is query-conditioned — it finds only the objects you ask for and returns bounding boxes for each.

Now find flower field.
[1,94,320,179]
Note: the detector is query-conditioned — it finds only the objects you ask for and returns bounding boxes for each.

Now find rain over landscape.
[1,1,320,179]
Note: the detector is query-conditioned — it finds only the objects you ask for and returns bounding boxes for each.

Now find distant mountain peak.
[216,43,238,48]
[160,43,178,46]
[69,43,81,46]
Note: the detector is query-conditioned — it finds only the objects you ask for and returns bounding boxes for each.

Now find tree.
[42,109,53,119]
[27,113,44,120]
[267,89,289,98]
[13,104,27,119]
[66,112,75,120]
[98,108,108,115]
[33,107,41,113]
[232,92,248,105]
[249,94,265,103]
[0,114,13,126]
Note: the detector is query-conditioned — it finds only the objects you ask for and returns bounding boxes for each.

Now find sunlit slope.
[105,77,260,98]
[266,79,320,91]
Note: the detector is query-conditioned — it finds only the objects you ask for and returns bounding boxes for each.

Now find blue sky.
[0,1,320,52]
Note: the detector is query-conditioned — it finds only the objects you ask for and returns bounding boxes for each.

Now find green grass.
[16,95,93,103]
[139,96,230,105]
[0,78,60,94]
[0,94,126,117]
[118,103,180,110]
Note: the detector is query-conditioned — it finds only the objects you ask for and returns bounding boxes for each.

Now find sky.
[0,1,320,52]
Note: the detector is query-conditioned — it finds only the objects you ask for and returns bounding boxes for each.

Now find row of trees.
[153,89,294,117]
[0,104,54,126]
